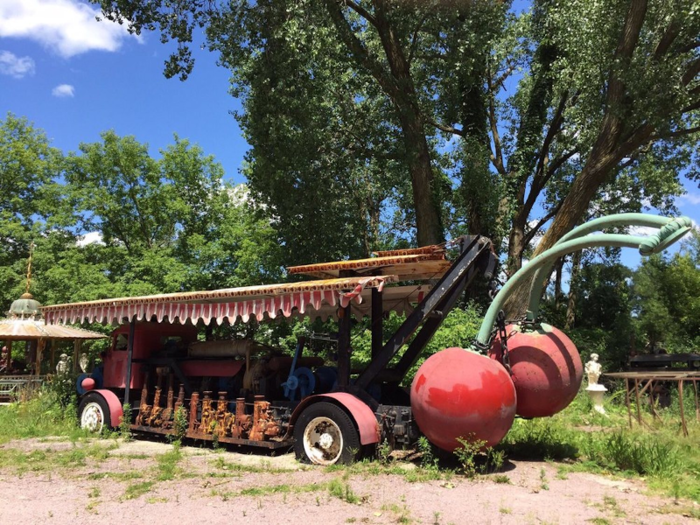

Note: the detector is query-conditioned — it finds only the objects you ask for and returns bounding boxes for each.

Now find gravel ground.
[0,437,697,525]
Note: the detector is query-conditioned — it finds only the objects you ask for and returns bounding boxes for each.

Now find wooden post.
[73,340,82,373]
[634,379,642,425]
[50,340,56,373]
[693,379,699,422]
[678,379,688,437]
[123,318,136,407]
[337,305,352,389]
[648,380,658,420]
[625,378,632,428]
[35,338,45,376]
[371,287,383,360]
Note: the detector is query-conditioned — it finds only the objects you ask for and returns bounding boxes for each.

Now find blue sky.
[1,0,698,268]
[1,0,247,184]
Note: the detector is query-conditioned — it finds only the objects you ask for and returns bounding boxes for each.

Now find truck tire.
[294,402,360,466]
[78,392,111,433]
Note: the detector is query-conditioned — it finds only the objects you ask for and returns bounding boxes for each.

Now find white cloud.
[52,83,74,97]
[628,225,658,237]
[76,231,103,247]
[0,0,140,58]
[679,193,700,206]
[0,50,35,78]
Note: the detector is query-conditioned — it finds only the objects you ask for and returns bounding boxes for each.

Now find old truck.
[42,214,692,465]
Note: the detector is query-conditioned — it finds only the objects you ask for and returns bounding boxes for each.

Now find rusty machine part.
[132,374,288,446]
[160,375,175,426]
[188,391,199,432]
[135,374,151,426]
[249,395,281,440]
[197,391,214,433]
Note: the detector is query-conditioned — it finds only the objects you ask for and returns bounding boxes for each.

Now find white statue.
[56,353,70,375]
[79,353,89,373]
[585,353,602,385]
[584,353,607,414]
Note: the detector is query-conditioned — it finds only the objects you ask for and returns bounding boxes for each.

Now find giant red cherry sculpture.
[411,347,517,452]
[489,323,582,418]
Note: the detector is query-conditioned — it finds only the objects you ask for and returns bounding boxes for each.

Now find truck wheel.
[294,402,360,466]
[78,393,111,433]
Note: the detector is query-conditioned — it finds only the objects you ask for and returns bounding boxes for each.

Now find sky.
[1,0,248,184]
[1,0,698,269]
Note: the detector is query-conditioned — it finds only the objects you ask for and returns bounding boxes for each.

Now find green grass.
[208,455,292,475]
[499,392,700,501]
[123,481,156,500]
[87,470,144,481]
[155,443,182,481]
[0,441,117,475]
[0,392,83,444]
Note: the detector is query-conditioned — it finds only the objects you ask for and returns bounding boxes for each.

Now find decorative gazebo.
[0,292,107,374]
[0,254,107,401]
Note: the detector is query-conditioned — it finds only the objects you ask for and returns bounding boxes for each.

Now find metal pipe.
[526,214,691,320]
[476,233,649,346]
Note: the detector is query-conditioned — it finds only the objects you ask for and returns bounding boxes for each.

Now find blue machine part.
[76,373,89,395]
[314,366,337,394]
[294,367,315,399]
[91,366,104,389]
[283,367,316,401]
[282,374,299,399]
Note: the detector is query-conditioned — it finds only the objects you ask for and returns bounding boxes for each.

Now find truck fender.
[290,392,379,445]
[89,389,125,428]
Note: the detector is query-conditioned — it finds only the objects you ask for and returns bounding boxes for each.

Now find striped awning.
[42,276,400,327]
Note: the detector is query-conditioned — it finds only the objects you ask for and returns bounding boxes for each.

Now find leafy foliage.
[0,114,282,312]
[632,231,700,352]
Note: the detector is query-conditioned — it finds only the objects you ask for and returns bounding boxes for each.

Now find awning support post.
[337,305,351,389]
[371,287,383,360]
[123,317,136,407]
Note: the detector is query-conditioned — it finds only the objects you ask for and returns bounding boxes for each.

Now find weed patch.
[123,480,156,500]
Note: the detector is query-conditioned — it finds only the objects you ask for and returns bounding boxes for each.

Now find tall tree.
[0,114,70,306]
[90,0,699,301]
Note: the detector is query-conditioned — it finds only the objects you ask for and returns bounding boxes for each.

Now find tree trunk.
[507,203,528,275]
[398,109,443,246]
[565,251,582,330]
[324,0,444,246]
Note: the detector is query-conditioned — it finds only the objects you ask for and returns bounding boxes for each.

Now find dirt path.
[0,438,696,524]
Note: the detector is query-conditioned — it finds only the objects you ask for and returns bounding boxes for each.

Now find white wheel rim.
[303,416,343,465]
[81,402,104,433]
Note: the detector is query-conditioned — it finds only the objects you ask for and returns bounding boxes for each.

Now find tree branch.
[603,0,648,111]
[486,68,506,176]
[523,201,564,247]
[678,40,700,53]
[407,12,429,66]
[681,99,700,114]
[493,60,518,89]
[654,125,700,140]
[343,0,377,27]
[654,20,680,58]
[682,57,700,86]
[533,92,568,188]
[427,118,464,136]
[325,0,401,100]
[545,148,580,179]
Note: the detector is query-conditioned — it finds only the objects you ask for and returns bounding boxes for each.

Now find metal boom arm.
[353,236,494,391]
